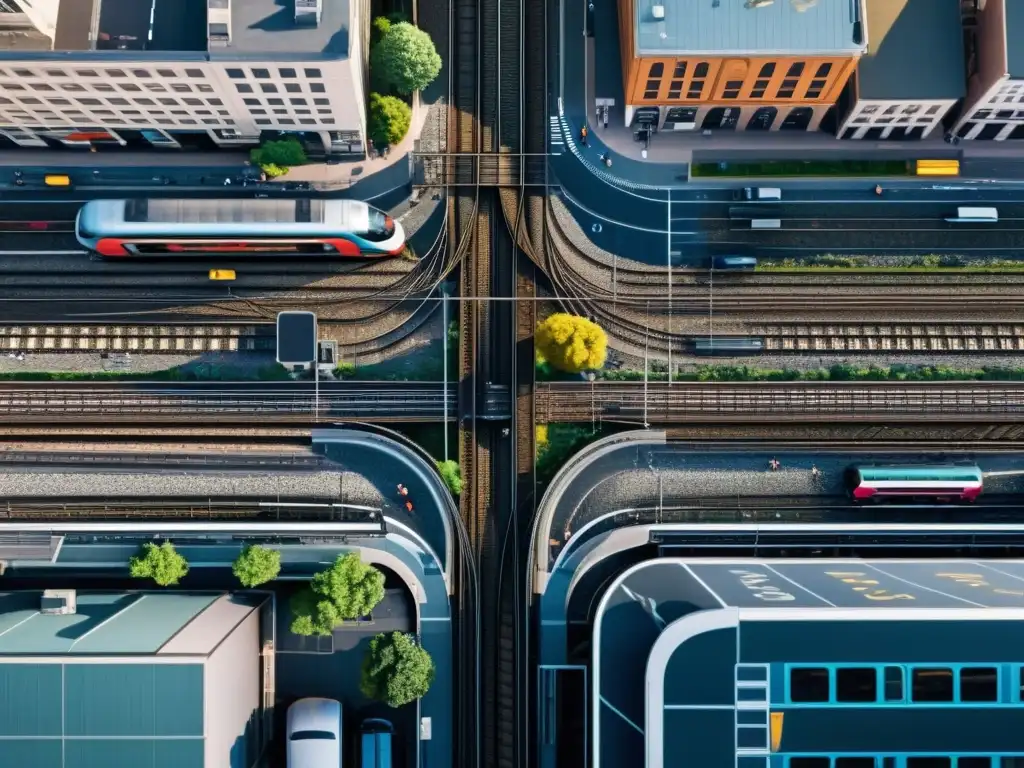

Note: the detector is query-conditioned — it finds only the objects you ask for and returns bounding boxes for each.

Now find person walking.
[580,124,588,147]
[396,483,409,497]
[405,500,414,513]
[769,457,781,472]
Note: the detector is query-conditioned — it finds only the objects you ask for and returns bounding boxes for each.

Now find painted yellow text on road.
[825,571,915,601]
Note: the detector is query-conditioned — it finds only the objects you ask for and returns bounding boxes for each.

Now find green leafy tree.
[436,459,463,496]
[232,545,281,588]
[370,22,442,95]
[535,313,608,373]
[289,553,385,636]
[368,93,412,148]
[128,542,189,587]
[360,631,435,707]
[250,138,307,168]
[372,16,392,44]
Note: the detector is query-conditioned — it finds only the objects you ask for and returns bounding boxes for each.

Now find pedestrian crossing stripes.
[549,115,564,154]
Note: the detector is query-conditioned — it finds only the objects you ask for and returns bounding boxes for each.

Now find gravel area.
[0,469,381,504]
[0,351,279,376]
[667,352,1024,372]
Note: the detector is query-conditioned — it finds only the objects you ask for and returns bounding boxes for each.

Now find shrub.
[334,361,357,379]
[370,22,442,95]
[289,553,385,636]
[128,542,188,586]
[259,163,288,179]
[371,16,392,44]
[535,313,608,373]
[232,545,281,588]
[368,92,413,148]
[360,631,435,707]
[436,459,463,496]
[250,138,307,168]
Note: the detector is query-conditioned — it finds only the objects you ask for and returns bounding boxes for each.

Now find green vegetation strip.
[599,364,1024,383]
[0,365,291,382]
[758,255,1024,272]
[692,159,910,178]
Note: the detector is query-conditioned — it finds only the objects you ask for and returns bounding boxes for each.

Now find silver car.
[287,697,342,768]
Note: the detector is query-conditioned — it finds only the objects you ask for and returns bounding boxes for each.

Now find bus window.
[751,219,781,229]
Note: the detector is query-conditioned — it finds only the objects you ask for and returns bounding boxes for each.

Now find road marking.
[549,116,565,155]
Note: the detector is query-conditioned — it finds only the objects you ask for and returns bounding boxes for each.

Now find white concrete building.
[0,0,369,155]
[837,0,965,140]
[953,0,1024,140]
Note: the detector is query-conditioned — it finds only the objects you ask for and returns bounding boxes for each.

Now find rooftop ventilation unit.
[744,0,774,8]
[208,0,231,46]
[651,4,665,19]
[295,0,323,26]
[40,589,76,615]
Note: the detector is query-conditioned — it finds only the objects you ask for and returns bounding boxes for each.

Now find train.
[845,464,984,503]
[75,198,406,258]
[691,336,764,356]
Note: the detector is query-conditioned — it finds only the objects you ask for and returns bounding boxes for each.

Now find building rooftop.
[0,591,260,655]
[857,0,965,100]
[7,0,349,57]
[1006,0,1024,78]
[634,0,868,57]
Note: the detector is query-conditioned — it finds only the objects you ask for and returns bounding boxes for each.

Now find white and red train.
[75,198,405,258]
[846,464,984,503]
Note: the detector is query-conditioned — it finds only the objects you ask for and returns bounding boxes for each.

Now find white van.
[736,187,782,201]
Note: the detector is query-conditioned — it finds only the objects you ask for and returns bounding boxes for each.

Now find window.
[144,83,165,92]
[236,84,253,93]
[806,89,822,99]
[723,90,739,99]
[183,98,202,106]
[725,80,743,90]
[809,78,826,90]
[960,667,997,702]
[645,79,660,93]
[170,84,191,93]
[777,89,794,98]
[243,98,261,106]
[310,83,326,93]
[672,61,686,78]
[304,68,322,78]
[159,98,178,106]
[926,105,941,115]
[787,62,805,77]
[258,83,277,93]
[905,759,950,768]
[267,98,284,105]
[781,78,798,89]
[35,84,53,91]
[118,83,141,92]
[958,759,992,768]
[285,83,302,93]
[815,63,832,77]
[185,69,204,78]
[157,69,177,78]
[273,108,287,115]
[836,668,876,702]
[295,108,311,115]
[789,760,829,768]
[108,97,129,105]
[49,98,70,106]
[279,68,297,78]
[299,118,317,124]
[759,62,775,77]
[687,82,704,98]
[644,89,658,100]
[314,98,330,105]
[694,62,709,77]
[227,69,245,79]
[76,70,99,78]
[289,97,307,105]
[835,760,874,768]
[132,69,151,78]
[912,668,953,702]
[255,118,272,125]
[20,97,40,105]
[196,84,214,93]
[45,69,67,78]
[251,68,271,79]
[648,62,664,78]
[317,109,332,115]
[789,668,829,702]
[208,98,223,105]
[250,109,266,115]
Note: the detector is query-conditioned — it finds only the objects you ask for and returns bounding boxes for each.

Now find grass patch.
[536,423,600,484]
[758,254,1024,272]
[0,364,291,382]
[692,159,910,178]
[600,364,1024,383]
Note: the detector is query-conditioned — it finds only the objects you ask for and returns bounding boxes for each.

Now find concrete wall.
[204,606,263,768]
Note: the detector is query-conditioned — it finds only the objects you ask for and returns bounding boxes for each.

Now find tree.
[250,138,307,168]
[436,460,463,496]
[371,16,392,44]
[360,631,435,707]
[232,544,281,588]
[368,93,412,148]
[535,313,608,373]
[128,542,188,587]
[289,553,385,636]
[370,22,441,95]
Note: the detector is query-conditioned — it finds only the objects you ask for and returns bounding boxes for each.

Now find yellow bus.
[914,159,960,176]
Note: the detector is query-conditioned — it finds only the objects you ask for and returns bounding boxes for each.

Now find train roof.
[78,198,374,236]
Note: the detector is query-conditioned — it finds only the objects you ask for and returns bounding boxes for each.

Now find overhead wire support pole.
[667,188,672,384]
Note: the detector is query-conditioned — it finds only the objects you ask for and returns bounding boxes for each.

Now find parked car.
[287,698,343,768]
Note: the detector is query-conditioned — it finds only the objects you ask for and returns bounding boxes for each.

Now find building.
[0,589,271,768]
[953,0,1024,140]
[615,0,867,133]
[837,0,965,140]
[592,558,1024,768]
[0,0,368,155]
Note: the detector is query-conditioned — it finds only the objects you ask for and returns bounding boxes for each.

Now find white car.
[287,697,343,768]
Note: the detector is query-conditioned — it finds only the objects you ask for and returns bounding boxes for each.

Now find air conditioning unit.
[207,0,231,45]
[651,4,665,19]
[40,589,76,615]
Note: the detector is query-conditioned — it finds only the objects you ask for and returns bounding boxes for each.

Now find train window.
[836,668,876,702]
[788,759,829,768]
[883,666,904,701]
[835,759,874,768]
[960,667,998,701]
[1002,759,1024,768]
[958,759,991,768]
[906,759,950,768]
[789,668,829,702]
[912,668,954,702]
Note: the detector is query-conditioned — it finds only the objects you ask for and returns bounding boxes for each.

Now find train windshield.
[364,209,396,242]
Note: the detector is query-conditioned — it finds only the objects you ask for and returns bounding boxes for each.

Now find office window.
[835,760,874,768]
[318,109,332,115]
[250,109,266,115]
[672,61,686,78]
[45,69,67,78]
[806,89,822,99]
[243,98,260,106]
[185,69,204,78]
[19,97,40,105]
[132,69,151,78]
[644,89,658,100]
[304,68,322,78]
[255,118,272,125]
[927,105,941,115]
[809,78,827,91]
[725,80,743,90]
[227,69,245,78]
[64,84,85,92]
[753,79,769,90]
[208,98,223,106]
[144,83,165,92]
[267,98,284,105]
[170,84,191,93]
[279,68,297,78]
[815,63,832,77]
[687,81,704,98]
[723,90,739,99]
[694,62,709,77]
[960,667,998,702]
[76,70,99,78]
[157,69,177,77]
[789,760,829,768]
[912,668,953,702]
[789,668,829,702]
[252,68,271,79]
[314,98,330,105]
[283,83,301,93]
[645,79,660,93]
[273,108,287,115]
[236,84,253,93]
[159,98,178,106]
[290,98,307,105]
[183,98,202,106]
[295,109,311,115]
[310,83,326,93]
[787,62,805,77]
[751,89,766,98]
[648,62,664,78]
[758,62,775,77]
[781,79,798,89]
[35,84,53,92]
[777,89,794,98]
[906,759,950,768]
[118,83,141,92]
[836,668,877,702]
[260,83,278,94]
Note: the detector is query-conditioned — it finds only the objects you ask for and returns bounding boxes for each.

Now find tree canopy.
[370,22,441,95]
[250,138,307,168]
[232,545,281,588]
[128,542,189,587]
[368,93,413,148]
[535,313,608,373]
[360,631,435,707]
[290,553,385,636]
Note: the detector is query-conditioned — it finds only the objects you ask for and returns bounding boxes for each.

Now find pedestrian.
[811,464,820,479]
[405,500,414,513]
[580,124,588,146]
[396,483,408,497]
[769,457,781,472]
[874,184,883,196]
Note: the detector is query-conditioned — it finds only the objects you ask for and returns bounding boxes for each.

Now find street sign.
[276,311,317,365]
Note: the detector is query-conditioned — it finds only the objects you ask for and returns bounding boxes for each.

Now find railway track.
[0,499,383,523]
[0,323,276,354]
[752,322,1024,354]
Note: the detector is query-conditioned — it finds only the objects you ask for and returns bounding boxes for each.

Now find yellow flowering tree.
[535,314,608,373]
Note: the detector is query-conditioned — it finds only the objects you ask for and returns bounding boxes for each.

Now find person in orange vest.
[405,500,414,513]
[580,124,588,147]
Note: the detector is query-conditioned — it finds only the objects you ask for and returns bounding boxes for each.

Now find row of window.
[226,67,323,80]
[643,60,834,101]
[235,82,327,95]
[1,80,209,94]
[786,757,1024,768]
[787,665,1009,705]
[1,67,205,79]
